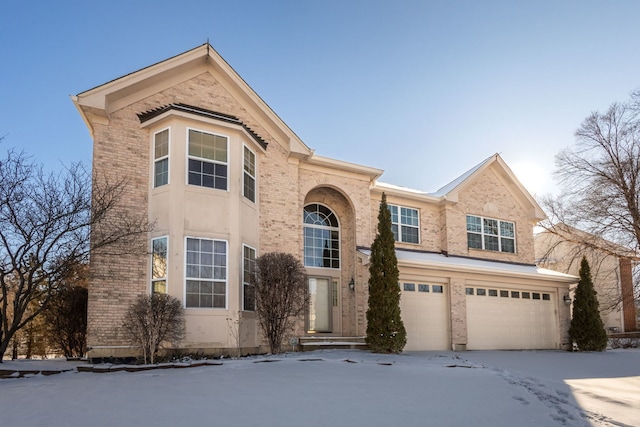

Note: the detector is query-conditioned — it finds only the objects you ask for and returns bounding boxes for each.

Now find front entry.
[308,277,332,332]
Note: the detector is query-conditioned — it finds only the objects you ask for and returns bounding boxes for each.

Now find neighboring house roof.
[536,223,640,261]
[71,43,310,157]
[137,103,268,150]
[357,248,577,284]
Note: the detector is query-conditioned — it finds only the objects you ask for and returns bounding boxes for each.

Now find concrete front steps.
[298,336,368,352]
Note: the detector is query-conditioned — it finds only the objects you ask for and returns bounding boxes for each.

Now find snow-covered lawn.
[1,349,638,427]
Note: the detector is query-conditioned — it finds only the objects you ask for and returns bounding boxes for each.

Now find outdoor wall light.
[563,294,572,306]
[349,278,355,291]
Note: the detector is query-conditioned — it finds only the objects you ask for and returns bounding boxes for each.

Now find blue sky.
[1,0,639,196]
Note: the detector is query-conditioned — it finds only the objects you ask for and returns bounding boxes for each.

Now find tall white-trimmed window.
[388,204,419,244]
[303,203,340,268]
[243,145,256,202]
[187,129,228,190]
[185,237,227,308]
[151,237,168,293]
[154,129,169,188]
[466,215,515,253]
[243,245,256,311]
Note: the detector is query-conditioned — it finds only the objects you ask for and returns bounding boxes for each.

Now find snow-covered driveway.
[1,349,638,426]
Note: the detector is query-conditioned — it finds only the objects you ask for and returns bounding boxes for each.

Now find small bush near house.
[122,293,184,364]
[253,252,308,354]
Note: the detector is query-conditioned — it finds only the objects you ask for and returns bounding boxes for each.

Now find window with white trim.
[303,203,340,268]
[151,237,168,294]
[154,129,169,187]
[466,215,515,253]
[243,245,256,311]
[388,204,419,244]
[185,237,227,308]
[187,129,228,190]
[243,145,256,202]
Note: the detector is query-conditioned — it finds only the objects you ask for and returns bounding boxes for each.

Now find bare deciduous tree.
[253,252,307,354]
[42,262,88,358]
[122,293,184,364]
[540,90,640,303]
[0,147,150,361]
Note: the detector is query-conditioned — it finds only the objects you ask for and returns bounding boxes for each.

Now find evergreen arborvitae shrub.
[366,193,407,353]
[569,257,608,351]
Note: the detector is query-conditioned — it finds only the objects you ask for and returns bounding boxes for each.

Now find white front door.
[308,277,332,332]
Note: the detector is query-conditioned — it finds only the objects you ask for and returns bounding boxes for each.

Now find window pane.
[244,174,255,202]
[477,288,486,296]
[303,204,340,268]
[185,238,226,308]
[153,280,166,294]
[484,235,499,251]
[501,238,515,253]
[432,285,443,293]
[511,291,520,298]
[465,287,474,295]
[403,283,415,291]
[402,225,419,244]
[484,218,498,235]
[500,290,509,297]
[488,289,498,297]
[154,158,168,187]
[468,233,482,249]
[154,130,169,159]
[500,221,514,238]
[466,215,482,232]
[418,284,429,292]
[151,237,167,280]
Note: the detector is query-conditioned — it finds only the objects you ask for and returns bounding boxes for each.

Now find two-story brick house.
[72,44,576,358]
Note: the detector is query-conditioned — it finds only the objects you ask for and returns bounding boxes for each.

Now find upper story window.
[388,204,419,244]
[154,129,169,187]
[151,237,168,293]
[466,215,515,253]
[303,203,340,269]
[243,244,256,311]
[185,237,227,308]
[187,129,228,190]
[243,145,256,202]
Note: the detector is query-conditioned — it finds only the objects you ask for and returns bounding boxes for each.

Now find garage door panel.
[400,285,449,351]
[466,288,557,350]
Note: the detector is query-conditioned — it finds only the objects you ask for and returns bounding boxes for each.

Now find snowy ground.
[1,349,638,427]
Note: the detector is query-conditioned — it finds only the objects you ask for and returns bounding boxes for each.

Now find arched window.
[303,203,340,268]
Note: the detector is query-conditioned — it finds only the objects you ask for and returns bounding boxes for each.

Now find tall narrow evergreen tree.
[366,193,406,353]
[569,257,608,351]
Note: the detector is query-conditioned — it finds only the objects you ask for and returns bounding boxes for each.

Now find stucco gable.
[71,43,310,158]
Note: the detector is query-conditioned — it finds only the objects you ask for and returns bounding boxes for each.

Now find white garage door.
[466,287,558,350]
[400,282,449,351]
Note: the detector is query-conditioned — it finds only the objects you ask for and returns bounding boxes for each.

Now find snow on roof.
[374,181,430,195]
[358,248,577,282]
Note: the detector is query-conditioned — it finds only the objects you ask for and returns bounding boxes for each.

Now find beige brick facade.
[74,44,575,358]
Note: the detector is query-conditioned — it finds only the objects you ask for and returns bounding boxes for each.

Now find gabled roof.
[372,153,546,221]
[429,155,493,197]
[430,153,546,221]
[71,43,310,157]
